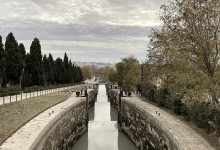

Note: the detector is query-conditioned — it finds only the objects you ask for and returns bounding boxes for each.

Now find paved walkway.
[0,93,84,150]
[122,94,214,150]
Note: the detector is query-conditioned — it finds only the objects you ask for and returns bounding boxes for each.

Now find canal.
[71,84,138,150]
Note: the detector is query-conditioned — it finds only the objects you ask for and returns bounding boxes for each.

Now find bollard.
[21,92,22,100]
[16,95,17,102]
[26,92,27,99]
[3,96,5,104]
[10,95,11,103]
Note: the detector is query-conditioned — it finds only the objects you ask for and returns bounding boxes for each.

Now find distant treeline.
[0,32,83,89]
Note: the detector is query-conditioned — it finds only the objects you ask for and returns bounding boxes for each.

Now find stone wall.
[33,90,97,150]
[108,90,177,150]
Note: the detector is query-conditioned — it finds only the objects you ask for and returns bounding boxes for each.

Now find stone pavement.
[0,93,85,150]
[122,94,214,150]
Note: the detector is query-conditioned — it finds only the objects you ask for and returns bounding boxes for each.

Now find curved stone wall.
[35,90,97,150]
[108,90,214,150]
[0,90,97,150]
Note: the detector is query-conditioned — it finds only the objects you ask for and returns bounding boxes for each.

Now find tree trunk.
[19,67,25,88]
[210,89,220,108]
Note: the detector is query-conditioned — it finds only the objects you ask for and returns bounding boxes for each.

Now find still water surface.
[71,85,138,150]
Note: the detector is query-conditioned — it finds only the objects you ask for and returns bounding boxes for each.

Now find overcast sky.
[0,0,170,63]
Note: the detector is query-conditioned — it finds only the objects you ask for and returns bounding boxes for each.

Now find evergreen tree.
[68,60,74,83]
[54,57,64,84]
[48,53,55,84]
[74,66,83,83]
[18,43,26,87]
[0,35,7,87]
[5,32,23,85]
[43,54,49,86]
[30,38,43,86]
[22,53,32,88]
[63,52,69,83]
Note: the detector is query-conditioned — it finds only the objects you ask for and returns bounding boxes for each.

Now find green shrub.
[173,95,183,115]
[213,109,220,134]
[136,80,156,99]
[148,89,156,102]
[0,86,21,96]
[155,88,170,107]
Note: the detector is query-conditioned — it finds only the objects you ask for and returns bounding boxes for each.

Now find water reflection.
[71,85,138,150]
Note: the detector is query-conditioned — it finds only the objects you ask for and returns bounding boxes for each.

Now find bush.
[173,95,183,115]
[0,86,21,96]
[213,109,220,134]
[136,80,156,99]
[148,89,156,102]
[194,102,214,131]
[155,88,170,107]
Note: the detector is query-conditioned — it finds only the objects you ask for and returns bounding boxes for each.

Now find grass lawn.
[140,96,220,149]
[0,91,72,144]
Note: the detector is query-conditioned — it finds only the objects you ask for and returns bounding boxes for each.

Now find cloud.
[0,0,170,63]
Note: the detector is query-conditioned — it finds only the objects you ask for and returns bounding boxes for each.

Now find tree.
[54,57,64,84]
[115,56,141,87]
[63,52,69,83]
[43,54,49,85]
[81,66,93,80]
[149,0,220,107]
[29,38,44,86]
[48,53,55,84]
[5,32,23,85]
[18,43,26,87]
[0,35,7,87]
[74,66,83,83]
[109,69,118,84]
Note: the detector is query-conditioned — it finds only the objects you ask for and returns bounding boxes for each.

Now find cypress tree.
[30,38,43,86]
[74,66,83,83]
[68,60,73,83]
[18,43,26,87]
[5,32,23,85]
[63,52,69,83]
[22,53,32,88]
[43,54,49,86]
[54,57,64,84]
[0,35,7,87]
[48,53,55,84]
